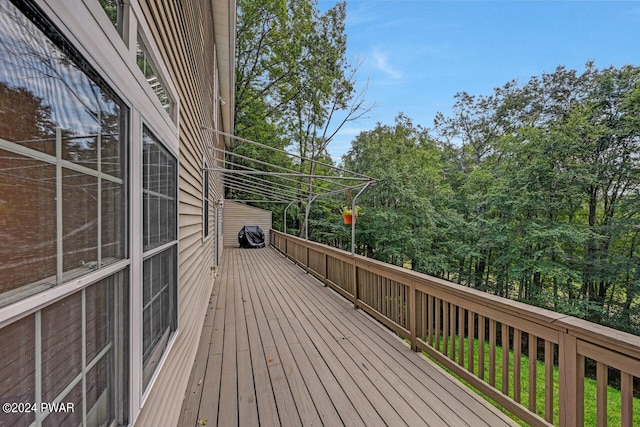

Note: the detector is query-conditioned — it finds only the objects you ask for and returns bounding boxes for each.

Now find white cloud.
[372,49,403,80]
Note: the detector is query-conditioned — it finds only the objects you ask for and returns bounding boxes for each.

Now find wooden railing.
[271,230,640,427]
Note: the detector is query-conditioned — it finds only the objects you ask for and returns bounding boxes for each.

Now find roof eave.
[212,0,236,135]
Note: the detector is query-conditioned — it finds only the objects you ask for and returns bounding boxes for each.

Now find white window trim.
[131,1,180,128]
[130,91,181,426]
[139,329,181,407]
[0,258,130,330]
[137,121,180,398]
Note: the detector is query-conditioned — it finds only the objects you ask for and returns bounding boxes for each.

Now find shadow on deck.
[178,247,517,426]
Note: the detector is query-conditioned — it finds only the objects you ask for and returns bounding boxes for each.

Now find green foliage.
[429,336,640,426]
[342,64,640,334]
[339,205,361,216]
[235,0,640,335]
[235,0,367,235]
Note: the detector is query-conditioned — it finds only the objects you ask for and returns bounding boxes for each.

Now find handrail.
[270,229,640,427]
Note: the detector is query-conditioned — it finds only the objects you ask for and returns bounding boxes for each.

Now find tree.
[432,63,640,329]
[234,0,370,235]
[343,114,452,273]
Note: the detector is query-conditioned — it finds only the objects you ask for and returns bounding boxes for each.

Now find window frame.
[0,0,129,310]
[136,32,177,122]
[140,125,178,391]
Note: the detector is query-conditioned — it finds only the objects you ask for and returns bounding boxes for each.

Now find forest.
[232,0,640,335]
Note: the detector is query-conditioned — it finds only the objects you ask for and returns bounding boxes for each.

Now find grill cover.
[238,225,265,248]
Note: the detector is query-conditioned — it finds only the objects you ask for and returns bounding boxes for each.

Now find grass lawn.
[424,336,640,426]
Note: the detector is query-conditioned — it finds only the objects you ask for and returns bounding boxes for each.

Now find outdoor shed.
[223,200,272,247]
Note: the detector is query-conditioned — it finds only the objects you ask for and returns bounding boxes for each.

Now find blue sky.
[316,0,640,160]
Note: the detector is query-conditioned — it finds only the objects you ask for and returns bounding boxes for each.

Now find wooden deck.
[178,247,518,427]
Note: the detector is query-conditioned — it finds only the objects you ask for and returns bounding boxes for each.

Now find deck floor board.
[179,247,518,427]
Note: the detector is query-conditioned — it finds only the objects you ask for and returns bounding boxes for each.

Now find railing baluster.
[389,278,394,320]
[376,273,380,312]
[368,270,372,306]
[545,341,553,423]
[379,274,383,313]
[384,277,389,319]
[416,291,429,342]
[393,281,404,326]
[387,279,398,323]
[401,281,405,327]
[450,303,456,359]
[406,283,410,329]
[428,294,434,346]
[389,278,393,320]
[514,328,521,403]
[479,315,485,381]
[410,281,416,351]
[468,310,475,373]
[323,252,328,286]
[443,302,449,357]
[489,319,496,387]
[458,306,465,367]
[395,280,399,325]
[435,297,441,352]
[502,324,510,395]
[528,334,537,413]
[596,361,607,427]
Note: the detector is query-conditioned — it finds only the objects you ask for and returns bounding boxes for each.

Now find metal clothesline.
[201,126,377,253]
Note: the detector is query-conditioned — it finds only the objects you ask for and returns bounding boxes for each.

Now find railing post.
[559,332,578,427]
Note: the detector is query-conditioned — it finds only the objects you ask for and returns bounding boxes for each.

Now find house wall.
[0,1,235,426]
[224,201,273,247]
[133,1,234,425]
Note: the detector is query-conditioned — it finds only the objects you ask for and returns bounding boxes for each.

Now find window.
[142,127,177,388]
[142,128,177,251]
[0,3,129,424]
[0,272,130,426]
[137,36,174,116]
[203,161,210,239]
[0,0,128,307]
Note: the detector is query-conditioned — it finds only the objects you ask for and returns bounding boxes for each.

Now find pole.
[305,194,320,240]
[351,181,373,255]
[284,201,294,235]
